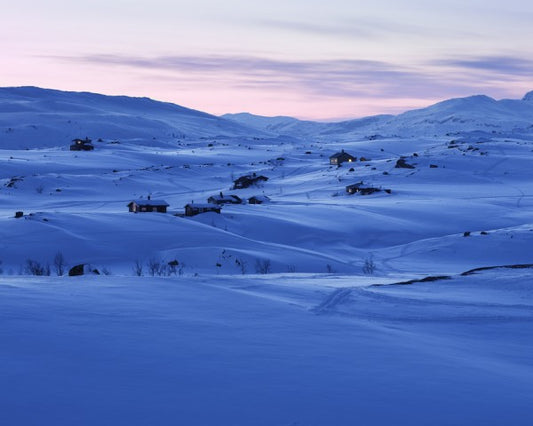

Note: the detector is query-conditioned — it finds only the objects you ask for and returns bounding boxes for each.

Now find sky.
[2,0,533,120]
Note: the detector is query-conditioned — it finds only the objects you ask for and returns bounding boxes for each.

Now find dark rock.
[395,158,415,169]
[69,264,85,276]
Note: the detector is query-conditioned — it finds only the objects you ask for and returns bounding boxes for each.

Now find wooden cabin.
[70,137,94,151]
[207,193,242,205]
[330,150,356,166]
[184,203,221,216]
[345,182,364,194]
[127,199,169,213]
[233,173,269,189]
[248,195,270,204]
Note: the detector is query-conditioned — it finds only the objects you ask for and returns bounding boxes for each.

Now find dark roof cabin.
[346,183,383,196]
[345,182,364,194]
[128,199,169,213]
[207,193,242,205]
[248,195,270,204]
[70,137,94,151]
[233,173,269,189]
[184,203,221,216]
[330,150,356,166]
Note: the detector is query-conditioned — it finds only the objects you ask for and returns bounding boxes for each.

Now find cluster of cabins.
[79,137,383,217]
[126,151,389,217]
[328,150,390,196]
[128,193,270,217]
[128,173,271,217]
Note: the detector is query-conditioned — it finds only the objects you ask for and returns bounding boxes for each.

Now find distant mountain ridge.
[0,86,266,149]
[1,87,532,149]
[224,92,533,139]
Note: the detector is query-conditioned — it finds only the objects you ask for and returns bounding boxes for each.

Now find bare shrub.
[147,258,162,276]
[235,258,247,274]
[53,251,66,276]
[147,257,170,276]
[255,259,272,274]
[25,259,49,276]
[133,259,144,276]
[362,255,376,275]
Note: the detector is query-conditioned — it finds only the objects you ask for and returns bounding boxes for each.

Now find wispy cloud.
[433,56,533,76]
[51,54,444,97]
[47,53,533,118]
[252,17,480,41]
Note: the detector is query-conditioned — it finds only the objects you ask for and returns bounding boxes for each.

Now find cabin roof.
[249,195,270,201]
[330,151,354,159]
[185,203,219,209]
[128,199,169,207]
[208,194,241,201]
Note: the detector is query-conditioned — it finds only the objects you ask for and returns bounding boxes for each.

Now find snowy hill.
[1,86,533,275]
[225,92,533,140]
[0,86,266,149]
[2,87,533,425]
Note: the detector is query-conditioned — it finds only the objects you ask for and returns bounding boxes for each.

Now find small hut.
[248,195,270,204]
[233,173,269,189]
[184,203,221,216]
[127,198,169,213]
[70,137,94,151]
[330,150,356,166]
[207,193,243,205]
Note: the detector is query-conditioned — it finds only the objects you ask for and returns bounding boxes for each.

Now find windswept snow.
[1,87,533,425]
[1,270,533,426]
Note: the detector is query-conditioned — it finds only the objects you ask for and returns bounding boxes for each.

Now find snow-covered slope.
[1,87,533,276]
[2,87,533,425]
[0,86,267,149]
[225,92,533,140]
[2,269,533,426]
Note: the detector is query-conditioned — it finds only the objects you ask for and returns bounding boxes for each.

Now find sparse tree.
[53,251,66,276]
[25,259,46,276]
[255,259,272,274]
[147,257,168,276]
[147,258,161,276]
[133,259,144,276]
[362,254,376,275]
[235,258,247,275]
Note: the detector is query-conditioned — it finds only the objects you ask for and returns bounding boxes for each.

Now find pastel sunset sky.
[2,0,532,120]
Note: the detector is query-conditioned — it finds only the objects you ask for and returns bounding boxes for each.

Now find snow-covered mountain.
[0,86,266,149]
[225,92,533,139]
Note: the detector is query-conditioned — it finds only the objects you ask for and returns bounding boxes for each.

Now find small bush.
[133,259,144,276]
[255,259,272,274]
[25,259,49,276]
[362,255,376,275]
[53,251,66,276]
